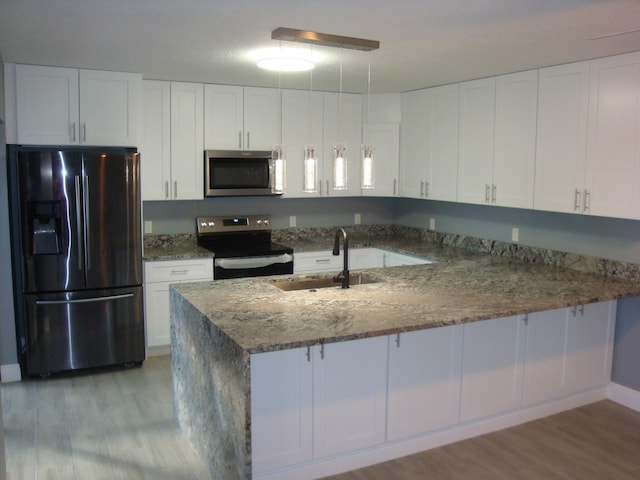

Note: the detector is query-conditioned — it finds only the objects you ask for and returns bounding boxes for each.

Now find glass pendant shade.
[333,145,347,190]
[361,144,374,189]
[272,146,286,193]
[303,145,318,193]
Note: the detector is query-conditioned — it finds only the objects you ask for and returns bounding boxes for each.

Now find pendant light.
[332,49,347,191]
[361,54,374,189]
[272,72,286,194]
[303,61,319,193]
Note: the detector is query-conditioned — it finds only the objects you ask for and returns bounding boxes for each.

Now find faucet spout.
[332,228,349,289]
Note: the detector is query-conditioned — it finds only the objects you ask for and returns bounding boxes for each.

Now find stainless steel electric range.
[196,214,293,280]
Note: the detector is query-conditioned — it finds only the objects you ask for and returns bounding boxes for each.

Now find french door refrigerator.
[8,146,144,376]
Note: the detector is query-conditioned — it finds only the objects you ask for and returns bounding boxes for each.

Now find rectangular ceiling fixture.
[271,27,380,51]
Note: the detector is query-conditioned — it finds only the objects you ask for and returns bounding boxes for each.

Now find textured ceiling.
[0,0,639,93]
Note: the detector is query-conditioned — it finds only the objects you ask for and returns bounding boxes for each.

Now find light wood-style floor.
[2,356,640,480]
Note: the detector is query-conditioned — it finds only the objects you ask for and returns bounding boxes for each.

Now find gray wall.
[143,196,396,234]
[612,297,640,390]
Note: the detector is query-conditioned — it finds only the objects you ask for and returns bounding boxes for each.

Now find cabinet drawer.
[294,251,343,273]
[144,259,213,283]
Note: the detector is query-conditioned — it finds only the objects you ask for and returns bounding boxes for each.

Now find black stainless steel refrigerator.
[8,146,144,376]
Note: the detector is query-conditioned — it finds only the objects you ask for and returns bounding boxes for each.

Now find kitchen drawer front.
[294,251,343,273]
[144,258,213,283]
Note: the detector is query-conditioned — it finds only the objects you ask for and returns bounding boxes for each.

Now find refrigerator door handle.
[35,293,135,306]
[83,175,91,270]
[74,175,84,269]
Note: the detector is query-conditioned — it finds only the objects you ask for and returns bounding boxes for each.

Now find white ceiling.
[0,0,639,94]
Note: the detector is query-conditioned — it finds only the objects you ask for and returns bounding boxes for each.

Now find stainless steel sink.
[270,274,380,292]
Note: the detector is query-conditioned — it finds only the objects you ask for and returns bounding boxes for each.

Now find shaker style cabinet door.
[534,62,590,214]
[141,80,172,200]
[361,123,400,197]
[585,51,640,220]
[400,89,429,199]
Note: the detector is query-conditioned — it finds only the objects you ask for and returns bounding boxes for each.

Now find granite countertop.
[171,239,640,355]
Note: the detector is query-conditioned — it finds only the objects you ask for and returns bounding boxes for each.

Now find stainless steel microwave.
[204,150,281,197]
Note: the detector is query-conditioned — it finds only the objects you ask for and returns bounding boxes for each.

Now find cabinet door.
[204,84,244,150]
[457,78,495,205]
[15,64,79,145]
[534,62,590,214]
[425,84,459,202]
[460,315,526,422]
[79,69,141,147]
[251,348,313,474]
[243,87,279,151]
[281,89,324,198]
[141,80,172,200]
[566,301,616,393]
[585,52,640,219]
[387,325,463,441]
[493,70,537,209]
[349,248,383,269]
[323,92,363,196]
[522,308,570,406]
[313,336,388,458]
[144,281,171,347]
[170,82,204,200]
[362,123,399,197]
[399,90,429,199]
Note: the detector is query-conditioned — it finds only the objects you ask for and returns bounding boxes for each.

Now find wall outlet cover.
[289,216,297,227]
[144,221,153,234]
[355,213,361,225]
[512,227,520,242]
[429,218,436,230]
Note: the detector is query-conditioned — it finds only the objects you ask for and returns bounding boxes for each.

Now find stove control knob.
[200,222,206,227]
[208,221,215,227]
[256,220,263,225]
[263,219,269,225]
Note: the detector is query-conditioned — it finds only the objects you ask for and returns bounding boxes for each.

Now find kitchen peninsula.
[169,234,640,480]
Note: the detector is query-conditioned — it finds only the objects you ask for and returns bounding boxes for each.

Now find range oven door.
[214,253,294,279]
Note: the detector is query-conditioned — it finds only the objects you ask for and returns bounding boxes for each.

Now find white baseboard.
[608,382,640,412]
[0,363,21,383]
[254,388,608,480]
[146,345,171,357]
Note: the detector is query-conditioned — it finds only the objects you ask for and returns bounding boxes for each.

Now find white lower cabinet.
[251,302,616,479]
[251,347,313,473]
[460,315,527,422]
[387,325,463,441]
[143,259,213,349]
[294,248,432,274]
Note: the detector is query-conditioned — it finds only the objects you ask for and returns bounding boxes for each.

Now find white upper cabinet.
[584,51,640,219]
[322,92,363,196]
[204,84,279,151]
[400,89,430,199]
[457,77,496,205]
[361,123,399,197]
[492,70,538,209]
[169,82,204,200]
[281,89,324,198]
[400,85,459,201]
[15,64,140,146]
[141,80,172,200]
[458,71,538,208]
[534,62,590,214]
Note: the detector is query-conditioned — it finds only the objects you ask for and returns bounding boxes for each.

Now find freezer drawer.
[22,286,144,376]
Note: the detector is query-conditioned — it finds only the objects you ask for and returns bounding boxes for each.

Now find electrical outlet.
[289,215,297,227]
[429,218,436,230]
[512,227,519,242]
[355,213,361,225]
[144,221,153,234]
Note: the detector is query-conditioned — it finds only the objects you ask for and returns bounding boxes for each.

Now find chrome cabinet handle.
[72,122,77,142]
[420,181,425,197]
[425,181,430,197]
[315,259,331,264]
[583,190,590,212]
[485,184,491,203]
[165,181,169,199]
[393,179,397,196]
[574,189,581,211]
[174,181,178,199]
[238,131,242,149]
[326,180,329,196]
[492,184,497,204]
[319,343,325,360]
[319,180,322,196]
[395,333,401,348]
[82,123,87,143]
[306,346,311,362]
[247,131,250,149]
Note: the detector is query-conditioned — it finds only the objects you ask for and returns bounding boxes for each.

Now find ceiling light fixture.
[271,27,380,51]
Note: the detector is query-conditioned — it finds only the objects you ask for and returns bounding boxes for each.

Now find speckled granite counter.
[171,240,640,354]
[170,235,640,480]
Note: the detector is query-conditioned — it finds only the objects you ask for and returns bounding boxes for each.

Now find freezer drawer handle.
[35,293,135,306]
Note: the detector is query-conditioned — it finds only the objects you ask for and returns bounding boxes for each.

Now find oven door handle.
[214,253,293,270]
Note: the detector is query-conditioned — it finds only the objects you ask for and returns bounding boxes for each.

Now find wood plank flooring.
[2,356,640,480]
[322,400,640,480]
[1,356,206,480]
